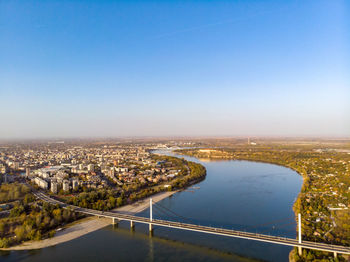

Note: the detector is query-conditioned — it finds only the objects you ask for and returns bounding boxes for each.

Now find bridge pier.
[130,220,135,230]
[112,218,119,226]
[298,247,302,256]
[334,252,337,259]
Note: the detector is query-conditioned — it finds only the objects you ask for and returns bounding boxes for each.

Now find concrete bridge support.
[112,218,119,226]
[298,247,302,257]
[130,220,135,230]
[334,252,337,259]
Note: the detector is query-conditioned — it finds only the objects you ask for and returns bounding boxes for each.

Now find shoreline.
[0,190,178,251]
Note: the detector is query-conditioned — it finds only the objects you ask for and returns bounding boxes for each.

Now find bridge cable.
[153,204,187,222]
[154,202,297,235]
[154,202,196,221]
[153,203,198,224]
[154,202,267,231]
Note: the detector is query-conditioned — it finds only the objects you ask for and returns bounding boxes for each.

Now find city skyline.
[1,0,349,138]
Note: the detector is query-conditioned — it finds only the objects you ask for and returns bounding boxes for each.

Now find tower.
[26,167,30,178]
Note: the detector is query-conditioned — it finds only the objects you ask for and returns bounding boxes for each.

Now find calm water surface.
[0,150,302,262]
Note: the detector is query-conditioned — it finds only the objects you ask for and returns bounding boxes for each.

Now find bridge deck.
[34,192,350,255]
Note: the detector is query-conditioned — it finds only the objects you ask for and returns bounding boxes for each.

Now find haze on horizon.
[1,0,349,139]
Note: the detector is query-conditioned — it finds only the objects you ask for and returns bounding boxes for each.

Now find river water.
[1,150,302,262]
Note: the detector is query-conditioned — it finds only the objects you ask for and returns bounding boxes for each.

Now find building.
[13,162,20,170]
[116,167,128,173]
[51,181,58,194]
[63,180,70,192]
[34,177,48,189]
[107,168,115,178]
[0,164,7,174]
[26,167,30,178]
[72,179,79,190]
[87,164,94,172]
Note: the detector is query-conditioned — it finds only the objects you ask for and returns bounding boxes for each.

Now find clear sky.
[1,0,349,139]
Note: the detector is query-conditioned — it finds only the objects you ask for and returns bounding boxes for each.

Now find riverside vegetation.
[177,143,350,262]
[0,183,79,248]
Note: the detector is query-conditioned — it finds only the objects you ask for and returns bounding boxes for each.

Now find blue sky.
[1,0,349,138]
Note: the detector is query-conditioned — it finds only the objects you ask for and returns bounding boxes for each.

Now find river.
[0,150,302,262]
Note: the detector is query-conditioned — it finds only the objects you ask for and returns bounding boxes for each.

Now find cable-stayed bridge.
[34,191,350,257]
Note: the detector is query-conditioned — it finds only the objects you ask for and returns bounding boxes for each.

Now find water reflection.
[108,224,264,262]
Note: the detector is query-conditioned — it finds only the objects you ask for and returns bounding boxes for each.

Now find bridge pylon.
[149,198,153,233]
[298,213,302,256]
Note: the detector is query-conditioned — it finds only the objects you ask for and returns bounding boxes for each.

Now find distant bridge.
[34,192,350,257]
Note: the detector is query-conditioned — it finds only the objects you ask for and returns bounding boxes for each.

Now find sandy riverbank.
[1,190,178,251]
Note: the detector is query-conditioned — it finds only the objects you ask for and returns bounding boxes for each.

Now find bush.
[48,230,55,238]
[0,238,10,248]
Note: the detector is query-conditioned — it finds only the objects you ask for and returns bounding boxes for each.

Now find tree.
[10,204,25,217]
[14,226,26,241]
[0,222,5,237]
[0,238,10,248]
[108,196,116,207]
[27,229,37,240]
[52,209,62,222]
[117,197,123,207]
[24,194,34,204]
[34,230,42,241]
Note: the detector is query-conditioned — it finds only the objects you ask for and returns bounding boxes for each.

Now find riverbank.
[0,190,178,251]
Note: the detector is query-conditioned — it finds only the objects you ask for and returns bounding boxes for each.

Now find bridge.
[34,191,350,258]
